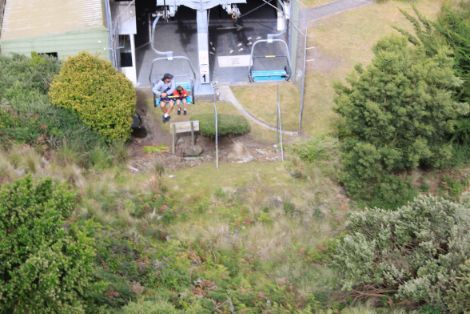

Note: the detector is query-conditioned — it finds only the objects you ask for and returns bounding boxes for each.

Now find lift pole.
[196,9,210,84]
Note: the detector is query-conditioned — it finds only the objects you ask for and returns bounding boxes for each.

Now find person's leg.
[182,98,188,115]
[167,100,174,115]
[160,101,168,122]
[176,99,181,115]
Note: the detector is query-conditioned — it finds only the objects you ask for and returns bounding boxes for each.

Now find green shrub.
[332,195,470,313]
[49,52,136,141]
[335,36,467,208]
[0,54,116,167]
[397,5,470,144]
[0,177,95,313]
[191,113,250,137]
[291,137,335,164]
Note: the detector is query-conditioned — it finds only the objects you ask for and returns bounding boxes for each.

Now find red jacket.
[173,88,188,98]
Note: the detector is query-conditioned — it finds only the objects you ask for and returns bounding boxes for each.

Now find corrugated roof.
[1,0,105,41]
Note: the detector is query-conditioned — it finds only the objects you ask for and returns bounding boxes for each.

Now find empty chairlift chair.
[248,38,292,82]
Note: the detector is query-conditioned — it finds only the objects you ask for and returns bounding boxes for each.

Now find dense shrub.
[335,36,467,208]
[397,5,470,142]
[332,195,470,313]
[191,113,251,137]
[49,52,136,141]
[0,54,116,167]
[0,177,95,313]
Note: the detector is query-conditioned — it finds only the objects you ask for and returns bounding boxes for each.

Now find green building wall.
[0,27,110,61]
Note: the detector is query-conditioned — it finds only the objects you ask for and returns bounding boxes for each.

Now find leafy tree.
[49,52,136,142]
[335,36,467,207]
[332,195,470,313]
[0,177,95,313]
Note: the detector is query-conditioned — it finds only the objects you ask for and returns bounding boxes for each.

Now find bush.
[0,177,95,313]
[191,113,250,137]
[332,195,470,313]
[49,52,136,142]
[0,54,117,167]
[397,5,470,143]
[335,36,467,208]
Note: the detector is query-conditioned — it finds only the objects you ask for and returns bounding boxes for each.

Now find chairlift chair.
[149,56,197,107]
[248,38,292,82]
[148,13,197,107]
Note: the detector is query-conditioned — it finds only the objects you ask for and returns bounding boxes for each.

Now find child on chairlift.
[173,85,189,115]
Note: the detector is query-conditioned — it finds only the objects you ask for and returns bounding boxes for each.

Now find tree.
[335,36,467,207]
[49,52,136,142]
[395,4,470,142]
[332,195,470,313]
[0,177,95,313]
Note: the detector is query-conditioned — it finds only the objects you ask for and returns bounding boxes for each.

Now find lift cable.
[238,0,274,19]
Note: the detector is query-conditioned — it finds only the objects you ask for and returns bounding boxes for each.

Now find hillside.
[0,0,469,313]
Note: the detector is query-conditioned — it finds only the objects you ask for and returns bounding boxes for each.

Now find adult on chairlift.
[152,73,176,123]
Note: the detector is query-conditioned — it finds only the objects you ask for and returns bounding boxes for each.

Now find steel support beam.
[196,9,210,84]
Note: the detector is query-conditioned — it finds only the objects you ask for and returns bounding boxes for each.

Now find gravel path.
[303,0,374,23]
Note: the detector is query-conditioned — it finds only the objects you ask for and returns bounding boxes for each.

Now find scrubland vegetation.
[0,1,469,313]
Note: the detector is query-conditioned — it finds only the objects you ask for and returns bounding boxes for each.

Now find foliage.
[332,195,470,313]
[0,177,95,313]
[49,52,136,142]
[191,113,251,138]
[335,35,467,208]
[396,4,470,143]
[291,137,336,164]
[0,54,117,168]
[122,300,182,313]
[437,2,470,103]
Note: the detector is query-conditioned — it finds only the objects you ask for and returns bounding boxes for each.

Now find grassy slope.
[0,143,347,311]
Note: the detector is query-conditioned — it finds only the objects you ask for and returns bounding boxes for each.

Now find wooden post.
[190,121,195,147]
[172,124,176,154]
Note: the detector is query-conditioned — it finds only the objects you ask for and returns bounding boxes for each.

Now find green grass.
[301,0,333,8]
[231,83,300,132]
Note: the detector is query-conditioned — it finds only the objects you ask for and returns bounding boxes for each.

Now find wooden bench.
[170,120,199,154]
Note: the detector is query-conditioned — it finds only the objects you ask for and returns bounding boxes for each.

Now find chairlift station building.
[0,0,299,95]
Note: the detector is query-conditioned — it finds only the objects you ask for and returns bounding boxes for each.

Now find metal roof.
[1,0,105,41]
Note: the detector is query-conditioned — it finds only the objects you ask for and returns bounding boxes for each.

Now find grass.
[301,0,333,8]
[0,141,349,310]
[302,0,445,136]
[231,82,300,132]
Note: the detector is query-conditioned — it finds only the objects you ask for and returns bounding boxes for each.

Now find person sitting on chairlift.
[173,85,189,116]
[152,73,175,123]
